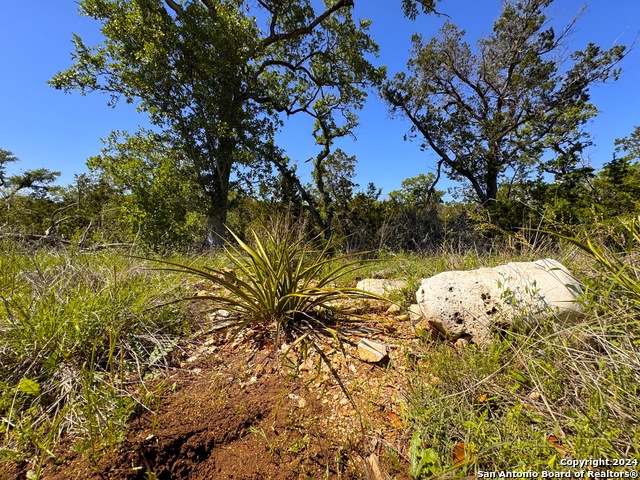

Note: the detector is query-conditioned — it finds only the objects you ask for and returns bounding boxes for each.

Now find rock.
[386,303,402,314]
[528,391,542,402]
[356,278,407,297]
[365,453,386,480]
[288,393,306,408]
[408,304,422,324]
[414,259,583,345]
[208,309,238,330]
[357,338,389,363]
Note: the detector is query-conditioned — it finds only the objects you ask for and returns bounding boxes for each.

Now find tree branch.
[259,0,353,50]
[164,0,184,17]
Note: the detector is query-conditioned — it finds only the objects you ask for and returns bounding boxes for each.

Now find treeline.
[2,127,639,253]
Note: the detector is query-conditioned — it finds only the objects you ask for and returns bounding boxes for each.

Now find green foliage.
[50,0,383,247]
[1,150,60,200]
[0,245,192,465]
[88,130,206,251]
[383,0,626,208]
[402,0,440,20]
[384,174,445,251]
[409,432,441,478]
[147,222,382,344]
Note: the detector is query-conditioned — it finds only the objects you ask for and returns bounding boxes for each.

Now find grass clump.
[0,244,191,473]
[404,218,640,478]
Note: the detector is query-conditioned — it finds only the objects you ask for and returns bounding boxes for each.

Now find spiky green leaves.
[148,225,382,342]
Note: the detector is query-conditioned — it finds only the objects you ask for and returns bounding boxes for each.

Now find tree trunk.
[202,157,232,250]
[484,171,499,208]
[204,209,227,249]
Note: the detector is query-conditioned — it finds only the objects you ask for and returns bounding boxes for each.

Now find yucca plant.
[147,224,384,345]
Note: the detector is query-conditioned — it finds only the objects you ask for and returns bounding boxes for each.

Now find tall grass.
[0,243,193,474]
[405,218,640,477]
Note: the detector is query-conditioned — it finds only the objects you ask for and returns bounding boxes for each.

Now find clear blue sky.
[1,1,638,197]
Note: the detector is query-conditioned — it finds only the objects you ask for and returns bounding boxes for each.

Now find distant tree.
[1,149,64,238]
[385,173,445,251]
[50,0,384,248]
[383,0,626,210]
[88,130,206,250]
[615,125,640,162]
[270,147,358,241]
[401,0,441,20]
[1,149,60,200]
[590,127,640,220]
[0,149,19,188]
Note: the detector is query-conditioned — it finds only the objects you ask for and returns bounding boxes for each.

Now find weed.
[0,244,192,470]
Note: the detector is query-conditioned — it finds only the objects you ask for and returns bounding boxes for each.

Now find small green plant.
[149,223,383,345]
[409,432,441,479]
[249,426,278,457]
[0,245,191,469]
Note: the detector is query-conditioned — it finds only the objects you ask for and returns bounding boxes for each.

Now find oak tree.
[51,0,383,247]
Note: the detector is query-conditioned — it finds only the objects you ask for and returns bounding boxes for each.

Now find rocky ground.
[3,303,423,480]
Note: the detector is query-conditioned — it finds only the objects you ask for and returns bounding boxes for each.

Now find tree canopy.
[383,0,626,208]
[50,0,384,247]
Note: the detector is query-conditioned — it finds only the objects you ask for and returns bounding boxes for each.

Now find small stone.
[365,453,385,480]
[408,304,423,324]
[455,338,470,349]
[357,338,388,363]
[356,278,407,296]
[386,304,402,314]
[528,391,542,401]
[288,393,306,408]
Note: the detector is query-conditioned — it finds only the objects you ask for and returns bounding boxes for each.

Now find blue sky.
[1,1,638,197]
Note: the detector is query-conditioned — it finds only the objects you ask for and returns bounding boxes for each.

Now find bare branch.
[259,0,353,50]
[164,0,184,17]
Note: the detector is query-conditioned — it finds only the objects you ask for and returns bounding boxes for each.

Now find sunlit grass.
[0,244,193,473]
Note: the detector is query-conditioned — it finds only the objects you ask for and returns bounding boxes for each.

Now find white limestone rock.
[414,259,583,345]
[356,279,407,296]
[357,338,389,363]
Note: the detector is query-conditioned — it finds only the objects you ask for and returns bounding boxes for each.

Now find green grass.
[404,219,640,478]
[0,243,195,475]
[3,218,639,479]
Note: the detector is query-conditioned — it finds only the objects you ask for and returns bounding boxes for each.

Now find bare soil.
[2,308,419,480]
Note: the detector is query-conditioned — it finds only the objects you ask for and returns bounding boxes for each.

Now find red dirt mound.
[5,319,415,480]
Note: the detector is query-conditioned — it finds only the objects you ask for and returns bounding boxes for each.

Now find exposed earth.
[2,303,422,480]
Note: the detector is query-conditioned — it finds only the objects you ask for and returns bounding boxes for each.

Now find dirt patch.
[3,312,418,480]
